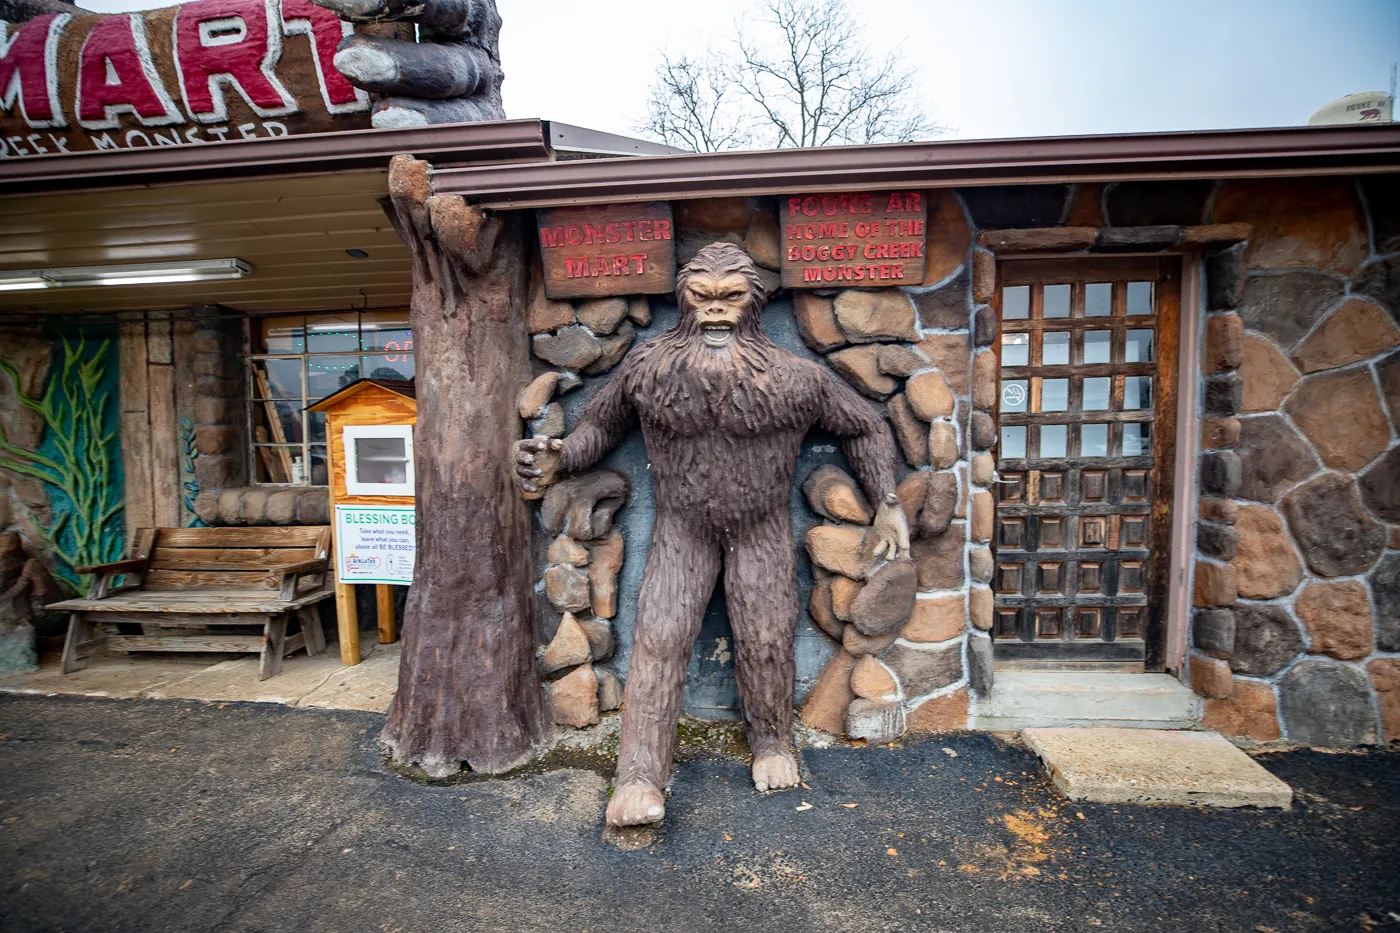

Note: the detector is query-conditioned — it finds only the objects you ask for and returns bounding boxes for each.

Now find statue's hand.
[514,437,563,501]
[871,493,911,561]
[309,0,505,128]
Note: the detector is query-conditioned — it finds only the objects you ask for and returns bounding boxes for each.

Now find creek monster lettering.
[0,0,369,156]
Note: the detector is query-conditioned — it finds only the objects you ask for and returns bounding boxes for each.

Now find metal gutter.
[0,118,554,196]
[429,124,1400,209]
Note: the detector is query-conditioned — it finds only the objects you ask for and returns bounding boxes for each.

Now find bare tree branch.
[637,0,941,151]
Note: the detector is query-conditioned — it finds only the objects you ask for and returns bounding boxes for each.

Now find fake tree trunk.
[380,155,543,776]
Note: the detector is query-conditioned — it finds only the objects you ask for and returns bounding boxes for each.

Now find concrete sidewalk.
[0,642,399,712]
[1,694,1396,933]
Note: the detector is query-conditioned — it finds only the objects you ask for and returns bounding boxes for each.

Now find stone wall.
[1188,177,1400,747]
[520,195,983,739]
[516,178,1400,749]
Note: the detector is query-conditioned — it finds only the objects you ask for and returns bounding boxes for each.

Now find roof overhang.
[429,124,1400,210]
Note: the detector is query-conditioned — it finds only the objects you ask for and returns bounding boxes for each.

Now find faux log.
[380,155,543,777]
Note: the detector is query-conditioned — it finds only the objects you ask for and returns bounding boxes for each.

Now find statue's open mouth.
[701,323,734,347]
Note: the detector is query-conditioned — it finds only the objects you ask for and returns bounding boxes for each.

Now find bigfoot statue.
[515,243,908,827]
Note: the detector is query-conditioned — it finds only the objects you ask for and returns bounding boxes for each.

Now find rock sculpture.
[514,243,908,827]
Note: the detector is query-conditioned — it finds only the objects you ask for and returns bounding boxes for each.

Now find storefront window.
[246,310,413,485]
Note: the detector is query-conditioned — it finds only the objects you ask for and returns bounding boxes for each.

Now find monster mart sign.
[0,0,370,157]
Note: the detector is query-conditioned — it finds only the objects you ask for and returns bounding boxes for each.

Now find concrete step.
[972,671,1198,731]
[1022,727,1292,808]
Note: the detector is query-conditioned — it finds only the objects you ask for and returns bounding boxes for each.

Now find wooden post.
[335,581,360,665]
[379,155,543,778]
[376,584,396,643]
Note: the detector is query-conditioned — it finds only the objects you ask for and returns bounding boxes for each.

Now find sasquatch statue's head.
[675,242,769,348]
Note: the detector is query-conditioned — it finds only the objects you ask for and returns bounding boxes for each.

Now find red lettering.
[801,245,816,261]
[653,219,671,240]
[612,254,627,275]
[583,223,606,244]
[788,197,803,218]
[564,257,588,278]
[818,223,840,238]
[802,197,819,217]
[76,14,180,129]
[631,254,646,273]
[863,243,876,259]
[893,263,905,278]
[803,267,822,282]
[837,266,854,280]
[637,220,652,241]
[565,225,584,246]
[907,192,921,213]
[281,0,365,112]
[822,267,836,281]
[605,222,621,244]
[886,192,904,213]
[0,14,67,128]
[539,226,566,249]
[590,256,610,276]
[816,245,830,261]
[174,0,296,121]
[787,246,801,260]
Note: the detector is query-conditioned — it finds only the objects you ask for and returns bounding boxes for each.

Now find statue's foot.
[606,779,666,827]
[752,748,800,793]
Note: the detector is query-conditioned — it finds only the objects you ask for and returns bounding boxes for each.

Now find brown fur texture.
[560,243,899,793]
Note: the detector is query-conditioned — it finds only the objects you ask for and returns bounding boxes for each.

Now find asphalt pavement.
[0,694,1396,933]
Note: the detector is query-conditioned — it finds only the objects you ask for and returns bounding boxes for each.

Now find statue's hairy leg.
[724,512,801,792]
[607,517,720,826]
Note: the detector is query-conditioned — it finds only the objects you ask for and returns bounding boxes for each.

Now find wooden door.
[991,257,1179,665]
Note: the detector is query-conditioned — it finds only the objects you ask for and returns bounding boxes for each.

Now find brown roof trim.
[430,124,1400,209]
[306,377,415,411]
[0,119,553,196]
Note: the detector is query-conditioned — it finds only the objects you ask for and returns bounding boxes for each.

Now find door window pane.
[1124,376,1153,410]
[253,401,303,444]
[361,310,412,353]
[1083,377,1111,411]
[1043,284,1070,318]
[1041,378,1068,411]
[258,315,305,354]
[253,446,300,484]
[1126,329,1155,363]
[1039,424,1067,458]
[254,358,302,399]
[308,411,326,444]
[1002,286,1029,320]
[1081,424,1109,457]
[1085,283,1113,317]
[1002,333,1030,367]
[306,313,359,352]
[309,444,329,486]
[1127,281,1154,316]
[1000,426,1027,458]
[1122,423,1152,456]
[363,353,414,381]
[1083,330,1111,364]
[1042,332,1070,365]
[1001,380,1029,412]
[307,355,360,401]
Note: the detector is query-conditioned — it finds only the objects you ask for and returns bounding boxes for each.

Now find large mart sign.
[0,0,370,157]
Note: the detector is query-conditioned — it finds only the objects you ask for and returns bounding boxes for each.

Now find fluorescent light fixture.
[0,259,251,292]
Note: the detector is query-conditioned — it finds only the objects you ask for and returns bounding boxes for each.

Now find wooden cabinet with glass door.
[992,257,1179,666]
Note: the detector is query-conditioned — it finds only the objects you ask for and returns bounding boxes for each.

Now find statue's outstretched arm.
[559,371,637,474]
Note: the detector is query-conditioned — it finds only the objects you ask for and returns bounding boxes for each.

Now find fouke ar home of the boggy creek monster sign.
[0,0,371,157]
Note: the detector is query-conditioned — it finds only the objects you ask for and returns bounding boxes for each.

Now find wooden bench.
[49,526,335,680]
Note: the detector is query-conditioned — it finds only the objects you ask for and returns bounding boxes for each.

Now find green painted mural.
[0,331,124,593]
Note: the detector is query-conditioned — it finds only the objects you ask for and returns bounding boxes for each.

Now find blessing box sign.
[334,505,415,586]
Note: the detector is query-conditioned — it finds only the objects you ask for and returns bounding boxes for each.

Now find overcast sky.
[80,0,1400,143]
